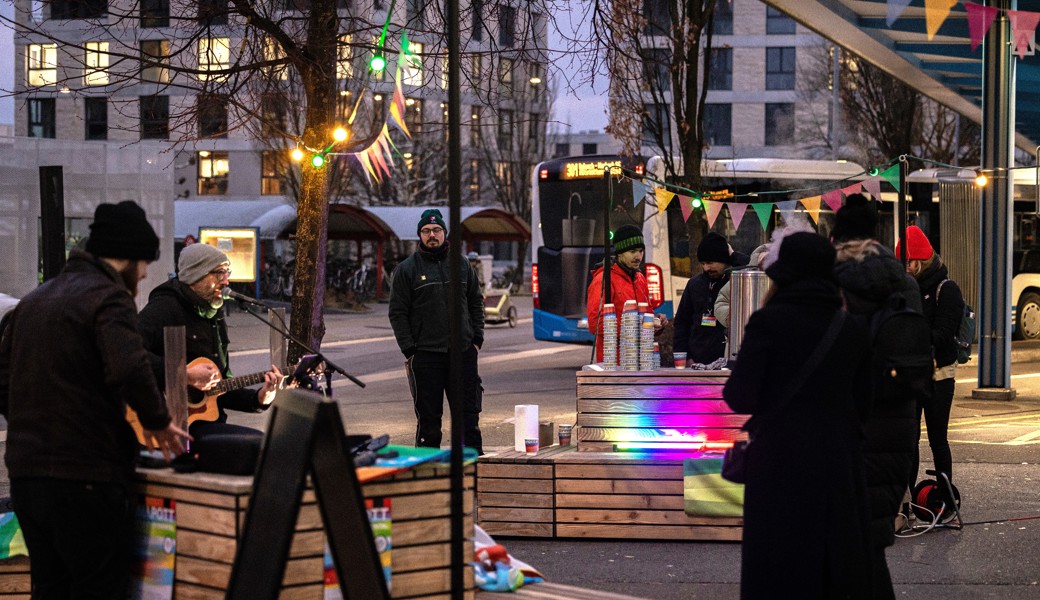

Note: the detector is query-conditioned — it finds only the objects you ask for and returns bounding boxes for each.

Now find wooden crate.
[476,445,570,538]
[0,557,29,599]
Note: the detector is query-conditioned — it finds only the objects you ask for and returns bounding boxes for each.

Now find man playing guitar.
[138,243,283,440]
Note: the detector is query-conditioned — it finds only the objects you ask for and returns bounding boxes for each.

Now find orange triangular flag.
[655,188,675,214]
[800,195,822,224]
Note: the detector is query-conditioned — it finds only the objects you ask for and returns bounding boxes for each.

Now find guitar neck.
[212,367,288,395]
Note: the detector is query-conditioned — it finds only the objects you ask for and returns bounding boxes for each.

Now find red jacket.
[586,263,650,362]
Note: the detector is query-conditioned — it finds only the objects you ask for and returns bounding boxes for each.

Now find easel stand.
[226,388,389,600]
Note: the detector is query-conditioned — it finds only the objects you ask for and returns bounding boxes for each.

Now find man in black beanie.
[0,201,188,597]
[673,231,748,366]
[389,209,486,453]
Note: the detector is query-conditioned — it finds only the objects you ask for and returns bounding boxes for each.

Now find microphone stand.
[233,300,366,392]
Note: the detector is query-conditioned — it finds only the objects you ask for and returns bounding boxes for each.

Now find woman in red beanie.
[896,226,966,498]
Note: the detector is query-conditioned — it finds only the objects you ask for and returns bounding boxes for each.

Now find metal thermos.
[727,269,770,362]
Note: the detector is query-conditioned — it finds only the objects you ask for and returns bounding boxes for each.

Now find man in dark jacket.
[138,243,283,439]
[389,209,485,453]
[673,232,748,366]
[0,201,188,597]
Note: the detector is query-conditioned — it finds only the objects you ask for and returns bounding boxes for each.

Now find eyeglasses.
[419,227,445,237]
[209,268,232,278]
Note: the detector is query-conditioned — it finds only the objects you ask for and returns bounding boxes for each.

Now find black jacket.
[388,245,485,356]
[0,251,170,484]
[917,260,964,369]
[138,279,262,424]
[723,279,873,598]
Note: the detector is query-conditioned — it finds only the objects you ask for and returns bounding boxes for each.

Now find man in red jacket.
[585,224,667,363]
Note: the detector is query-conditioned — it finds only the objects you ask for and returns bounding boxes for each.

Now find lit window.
[140,40,170,83]
[198,38,230,82]
[469,159,480,192]
[261,151,286,195]
[197,151,229,195]
[27,44,57,87]
[337,34,352,80]
[439,47,448,89]
[402,41,423,87]
[264,37,288,80]
[84,42,109,86]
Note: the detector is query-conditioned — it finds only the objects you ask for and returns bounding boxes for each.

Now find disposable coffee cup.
[674,351,687,369]
[558,425,573,446]
[524,438,539,455]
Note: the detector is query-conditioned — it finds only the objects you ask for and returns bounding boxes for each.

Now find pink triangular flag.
[887,0,913,26]
[655,188,675,214]
[965,2,1000,51]
[822,190,843,212]
[801,196,822,224]
[863,177,882,200]
[1008,10,1040,59]
[704,199,724,229]
[728,202,748,230]
[679,194,695,223]
[924,0,958,40]
[841,182,863,198]
[752,203,774,231]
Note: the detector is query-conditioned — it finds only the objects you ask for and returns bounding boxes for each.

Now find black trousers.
[11,477,135,600]
[910,377,955,489]
[409,347,483,453]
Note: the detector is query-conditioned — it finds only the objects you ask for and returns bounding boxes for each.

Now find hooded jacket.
[916,259,964,369]
[585,262,650,363]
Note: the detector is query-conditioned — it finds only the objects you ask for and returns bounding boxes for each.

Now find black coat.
[917,260,964,369]
[138,279,262,425]
[0,251,169,484]
[723,279,873,599]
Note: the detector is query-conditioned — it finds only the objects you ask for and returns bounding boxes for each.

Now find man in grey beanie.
[138,243,283,440]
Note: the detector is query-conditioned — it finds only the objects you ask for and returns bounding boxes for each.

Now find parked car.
[1012,248,1040,339]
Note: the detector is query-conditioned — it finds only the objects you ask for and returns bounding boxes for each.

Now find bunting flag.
[1008,10,1040,59]
[728,202,749,230]
[632,181,653,204]
[822,190,843,212]
[800,195,822,224]
[775,200,799,222]
[704,199,724,229]
[655,188,675,214]
[863,177,882,200]
[388,73,411,137]
[841,182,863,198]
[887,0,913,27]
[965,2,1000,51]
[881,164,901,191]
[924,0,958,40]
[752,202,774,230]
[679,194,696,223]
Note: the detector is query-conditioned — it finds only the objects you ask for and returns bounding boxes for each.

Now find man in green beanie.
[389,209,486,454]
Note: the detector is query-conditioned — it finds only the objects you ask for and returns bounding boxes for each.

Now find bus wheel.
[1017,292,1040,340]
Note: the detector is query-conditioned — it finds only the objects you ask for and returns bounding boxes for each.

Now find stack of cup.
[638,306,654,371]
[652,341,660,370]
[620,300,640,371]
[602,303,618,370]
[558,424,573,446]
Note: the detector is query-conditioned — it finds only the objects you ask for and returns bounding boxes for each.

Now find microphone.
[222,287,268,307]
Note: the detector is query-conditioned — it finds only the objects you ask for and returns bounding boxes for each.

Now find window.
[140,40,170,83]
[198,94,228,138]
[140,95,169,139]
[27,98,55,138]
[440,102,450,144]
[554,142,569,158]
[198,38,231,81]
[707,47,732,90]
[641,48,670,92]
[470,106,482,145]
[497,109,513,150]
[261,151,286,195]
[766,7,796,35]
[260,94,288,137]
[84,97,107,140]
[642,103,671,147]
[498,5,516,47]
[439,48,448,89]
[471,0,484,41]
[84,42,109,86]
[713,0,733,35]
[498,57,513,96]
[495,161,512,190]
[27,44,57,86]
[582,143,597,155]
[197,151,229,195]
[403,98,422,135]
[49,0,105,20]
[703,103,731,146]
[643,0,670,36]
[469,159,480,192]
[766,47,796,90]
[764,103,794,146]
[337,34,352,80]
[198,0,228,25]
[470,54,483,82]
[406,0,424,26]
[402,41,423,87]
[529,112,541,141]
[140,0,169,27]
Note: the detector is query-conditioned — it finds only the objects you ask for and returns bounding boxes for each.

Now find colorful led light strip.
[614,441,735,452]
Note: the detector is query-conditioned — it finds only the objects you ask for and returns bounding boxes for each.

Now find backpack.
[938,279,976,364]
[869,293,935,401]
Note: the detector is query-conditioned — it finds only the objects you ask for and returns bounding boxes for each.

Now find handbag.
[721,310,847,484]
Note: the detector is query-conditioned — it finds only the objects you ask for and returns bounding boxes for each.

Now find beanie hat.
[417,209,447,235]
[697,232,730,264]
[177,243,230,284]
[85,200,160,261]
[895,225,934,261]
[765,232,836,286]
[612,224,644,253]
[831,193,879,242]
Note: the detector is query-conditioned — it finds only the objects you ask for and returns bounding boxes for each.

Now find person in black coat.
[832,195,926,598]
[724,232,873,599]
[898,225,965,488]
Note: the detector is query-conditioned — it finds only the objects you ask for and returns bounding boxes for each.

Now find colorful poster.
[0,512,27,560]
[130,497,176,600]
[323,497,392,599]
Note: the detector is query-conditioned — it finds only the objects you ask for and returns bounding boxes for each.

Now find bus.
[529,155,869,343]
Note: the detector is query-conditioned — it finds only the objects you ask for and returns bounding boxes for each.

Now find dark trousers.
[10,477,135,600]
[910,377,955,489]
[410,347,483,453]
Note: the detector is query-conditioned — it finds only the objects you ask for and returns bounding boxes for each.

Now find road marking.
[1007,429,1040,444]
[949,412,1040,428]
[956,372,1040,384]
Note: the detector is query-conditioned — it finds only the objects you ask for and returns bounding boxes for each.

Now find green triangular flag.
[752,202,774,231]
[881,164,901,191]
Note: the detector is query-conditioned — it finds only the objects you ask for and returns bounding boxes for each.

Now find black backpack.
[869,293,934,401]
[938,279,976,364]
